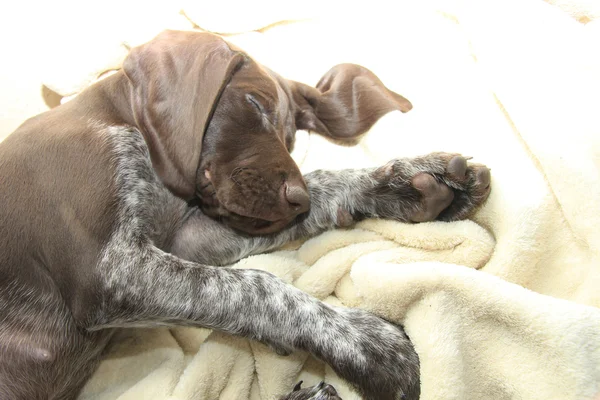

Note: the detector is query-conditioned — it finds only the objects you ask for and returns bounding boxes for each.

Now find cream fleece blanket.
[34,0,600,399]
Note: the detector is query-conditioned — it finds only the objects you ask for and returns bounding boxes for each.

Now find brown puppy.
[0,30,491,400]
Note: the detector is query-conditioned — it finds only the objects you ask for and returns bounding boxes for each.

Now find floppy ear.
[292,63,412,139]
[123,30,246,199]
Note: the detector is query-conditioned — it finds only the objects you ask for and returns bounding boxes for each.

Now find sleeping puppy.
[0,30,491,400]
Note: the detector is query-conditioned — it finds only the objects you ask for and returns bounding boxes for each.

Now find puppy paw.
[431,153,491,221]
[372,152,491,222]
[279,381,342,400]
[323,308,421,400]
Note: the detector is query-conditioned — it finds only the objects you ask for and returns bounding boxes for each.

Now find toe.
[447,156,468,179]
[476,167,491,188]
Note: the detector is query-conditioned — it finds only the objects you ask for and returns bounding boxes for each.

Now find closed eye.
[246,93,276,126]
[246,93,264,113]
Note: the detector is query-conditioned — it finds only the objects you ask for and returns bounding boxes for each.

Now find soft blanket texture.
[26,0,600,399]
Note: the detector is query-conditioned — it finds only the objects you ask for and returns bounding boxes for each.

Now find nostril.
[284,181,310,213]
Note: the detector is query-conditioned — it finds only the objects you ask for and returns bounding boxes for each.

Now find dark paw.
[280,381,342,400]
[373,153,491,222]
[418,153,491,222]
[326,308,421,400]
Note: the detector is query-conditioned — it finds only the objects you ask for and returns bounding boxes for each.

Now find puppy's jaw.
[197,167,297,235]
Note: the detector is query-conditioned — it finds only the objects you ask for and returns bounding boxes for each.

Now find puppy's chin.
[224,214,295,235]
[198,195,296,235]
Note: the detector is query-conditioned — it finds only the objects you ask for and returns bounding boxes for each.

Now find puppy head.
[197,59,309,234]
[198,60,413,235]
[124,30,412,235]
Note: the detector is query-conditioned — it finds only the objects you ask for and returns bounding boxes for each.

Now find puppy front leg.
[298,152,491,227]
[173,153,490,266]
[90,244,420,400]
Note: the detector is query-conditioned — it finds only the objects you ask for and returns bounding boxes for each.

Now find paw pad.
[410,173,454,222]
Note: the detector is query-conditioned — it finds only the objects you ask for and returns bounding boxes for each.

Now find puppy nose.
[283,179,310,214]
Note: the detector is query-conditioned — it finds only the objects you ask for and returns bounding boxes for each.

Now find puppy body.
[0,30,491,400]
